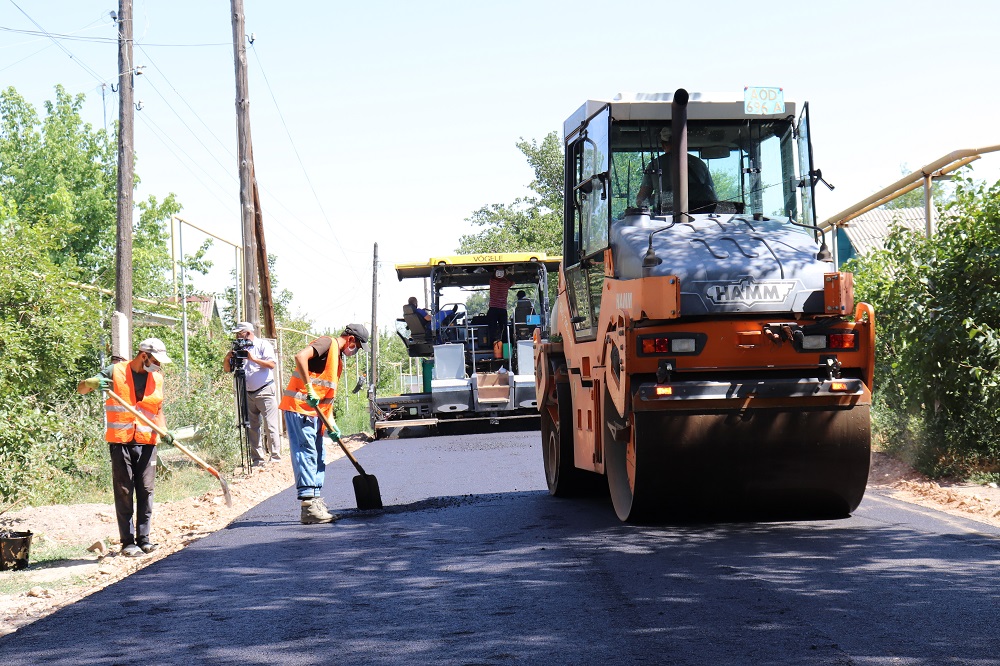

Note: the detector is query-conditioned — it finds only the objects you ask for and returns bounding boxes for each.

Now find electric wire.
[3,5,369,327]
[249,41,364,288]
[134,112,239,211]
[132,42,352,259]
[0,25,229,47]
[0,39,56,73]
[5,1,112,87]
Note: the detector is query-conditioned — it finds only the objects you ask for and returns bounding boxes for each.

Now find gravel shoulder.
[1,443,998,637]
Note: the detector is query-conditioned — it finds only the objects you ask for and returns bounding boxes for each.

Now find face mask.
[144,355,160,373]
[495,270,504,278]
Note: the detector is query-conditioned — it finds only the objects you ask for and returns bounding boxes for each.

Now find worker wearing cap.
[279,324,369,524]
[223,322,282,468]
[77,338,175,557]
[636,127,718,213]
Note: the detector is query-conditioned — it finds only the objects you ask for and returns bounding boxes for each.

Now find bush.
[849,176,1000,477]
[162,368,242,469]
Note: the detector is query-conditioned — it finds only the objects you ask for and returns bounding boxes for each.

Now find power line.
[0,25,230,47]
[5,1,112,86]
[249,41,363,289]
[132,42,351,258]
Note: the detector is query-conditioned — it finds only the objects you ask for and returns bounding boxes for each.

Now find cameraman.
[223,322,282,468]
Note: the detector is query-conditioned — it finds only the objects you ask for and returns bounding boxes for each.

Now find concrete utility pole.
[113,0,134,360]
[231,0,259,329]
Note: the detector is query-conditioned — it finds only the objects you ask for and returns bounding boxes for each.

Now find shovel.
[312,407,383,510]
[104,389,233,507]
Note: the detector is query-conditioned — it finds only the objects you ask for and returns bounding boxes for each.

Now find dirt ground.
[1,443,998,638]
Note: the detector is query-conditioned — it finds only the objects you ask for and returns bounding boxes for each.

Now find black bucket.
[0,531,32,570]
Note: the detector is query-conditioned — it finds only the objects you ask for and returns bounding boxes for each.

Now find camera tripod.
[232,365,252,474]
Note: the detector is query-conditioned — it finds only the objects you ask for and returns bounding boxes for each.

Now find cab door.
[796,102,816,229]
[563,106,610,343]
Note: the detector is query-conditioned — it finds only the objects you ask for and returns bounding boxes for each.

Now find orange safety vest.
[279,337,342,419]
[104,362,164,445]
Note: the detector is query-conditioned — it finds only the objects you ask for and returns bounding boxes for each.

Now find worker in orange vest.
[279,324,369,524]
[78,338,175,557]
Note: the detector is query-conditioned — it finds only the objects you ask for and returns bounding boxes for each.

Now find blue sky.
[2,0,999,334]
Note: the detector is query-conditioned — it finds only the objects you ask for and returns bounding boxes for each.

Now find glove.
[327,420,342,440]
[160,432,174,445]
[84,376,112,392]
[305,383,320,408]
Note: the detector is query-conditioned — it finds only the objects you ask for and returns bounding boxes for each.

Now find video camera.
[230,336,253,371]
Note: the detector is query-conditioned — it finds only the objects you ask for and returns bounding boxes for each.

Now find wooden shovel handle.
[312,407,368,477]
[104,389,233,507]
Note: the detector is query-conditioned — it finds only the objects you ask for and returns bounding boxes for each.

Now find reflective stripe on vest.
[278,338,343,419]
[103,362,164,445]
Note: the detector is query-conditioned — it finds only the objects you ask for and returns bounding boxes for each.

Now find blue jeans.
[283,411,326,499]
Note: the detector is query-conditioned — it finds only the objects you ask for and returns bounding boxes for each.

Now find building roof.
[842,206,940,256]
[181,294,221,327]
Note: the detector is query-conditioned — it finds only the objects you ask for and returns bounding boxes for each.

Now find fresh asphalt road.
[2,430,999,665]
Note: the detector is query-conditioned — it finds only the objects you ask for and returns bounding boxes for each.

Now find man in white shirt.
[224,322,282,467]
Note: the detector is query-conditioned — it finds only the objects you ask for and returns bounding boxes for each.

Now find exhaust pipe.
[671,88,689,219]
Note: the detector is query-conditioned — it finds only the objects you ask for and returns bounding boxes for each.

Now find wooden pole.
[231,0,259,330]
[251,167,276,338]
[114,0,134,360]
[370,243,379,394]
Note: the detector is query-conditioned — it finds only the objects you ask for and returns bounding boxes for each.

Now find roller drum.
[606,401,870,522]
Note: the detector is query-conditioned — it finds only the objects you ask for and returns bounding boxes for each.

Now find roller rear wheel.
[541,374,599,496]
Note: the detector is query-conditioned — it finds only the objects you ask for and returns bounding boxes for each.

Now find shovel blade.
[352,474,383,510]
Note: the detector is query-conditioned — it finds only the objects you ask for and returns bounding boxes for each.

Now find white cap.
[137,338,172,364]
[233,322,254,334]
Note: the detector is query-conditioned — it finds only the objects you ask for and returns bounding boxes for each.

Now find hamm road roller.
[534,88,874,521]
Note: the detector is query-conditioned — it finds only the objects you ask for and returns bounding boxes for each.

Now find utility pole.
[252,171,276,338]
[370,243,379,393]
[113,0,134,361]
[231,0,259,330]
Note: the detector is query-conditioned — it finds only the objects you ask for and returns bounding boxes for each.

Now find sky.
[2,0,999,337]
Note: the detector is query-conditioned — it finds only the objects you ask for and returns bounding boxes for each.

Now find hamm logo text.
[706,277,795,306]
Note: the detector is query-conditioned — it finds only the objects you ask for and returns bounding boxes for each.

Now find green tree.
[458,132,564,254]
[0,86,116,279]
[847,175,1000,478]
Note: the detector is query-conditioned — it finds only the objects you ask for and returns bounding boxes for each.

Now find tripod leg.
[234,371,251,473]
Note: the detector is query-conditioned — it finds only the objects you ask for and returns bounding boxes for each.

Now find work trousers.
[247,383,282,465]
[109,442,156,546]
[284,411,326,499]
[486,306,508,343]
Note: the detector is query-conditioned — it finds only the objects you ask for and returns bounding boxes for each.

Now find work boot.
[138,541,159,554]
[300,497,337,524]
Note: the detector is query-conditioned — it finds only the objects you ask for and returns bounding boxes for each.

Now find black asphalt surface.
[2,430,1000,665]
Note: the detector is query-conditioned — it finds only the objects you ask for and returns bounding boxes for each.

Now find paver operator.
[77,338,175,557]
[486,267,515,346]
[279,324,369,524]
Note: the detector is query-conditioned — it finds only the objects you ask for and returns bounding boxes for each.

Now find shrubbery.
[848,176,1000,479]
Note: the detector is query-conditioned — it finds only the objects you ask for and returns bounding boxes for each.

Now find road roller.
[534,88,875,521]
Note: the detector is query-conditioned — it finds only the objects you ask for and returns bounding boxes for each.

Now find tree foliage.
[0,86,117,280]
[458,132,564,255]
[0,86,227,502]
[847,175,1000,477]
